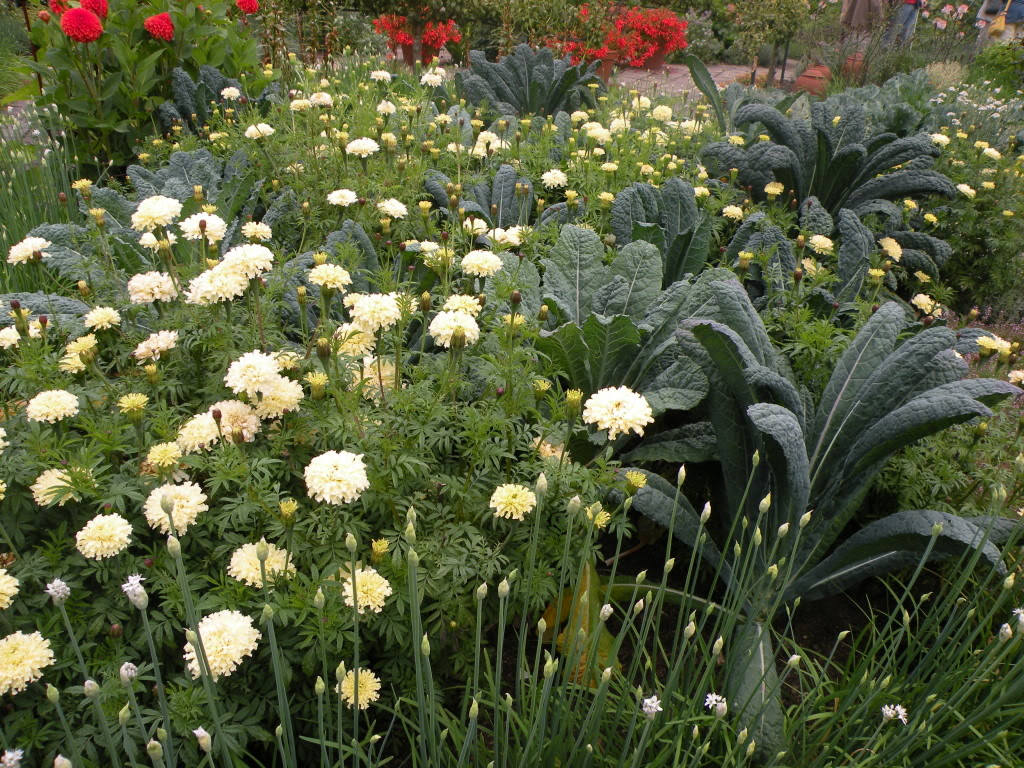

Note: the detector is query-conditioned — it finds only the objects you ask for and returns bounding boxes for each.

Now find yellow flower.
[502,313,526,326]
[147,442,183,469]
[914,271,931,283]
[721,205,744,221]
[982,182,996,190]
[118,393,150,414]
[764,182,784,198]
[903,199,917,210]
[1003,210,1014,217]
[625,470,647,490]
[371,538,389,562]
[727,135,745,146]
[923,213,938,224]
[342,567,393,614]
[338,667,381,709]
[878,237,902,261]
[585,502,611,530]
[807,235,834,255]
[489,484,537,521]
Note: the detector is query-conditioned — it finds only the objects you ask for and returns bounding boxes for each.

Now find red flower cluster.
[60,6,103,42]
[372,14,413,47]
[422,19,461,48]
[235,0,259,13]
[80,0,108,19]
[612,7,687,67]
[144,11,174,40]
[48,0,69,15]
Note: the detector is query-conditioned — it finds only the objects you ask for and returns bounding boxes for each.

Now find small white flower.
[328,189,358,207]
[881,704,908,724]
[705,693,728,718]
[641,694,662,720]
[45,579,70,605]
[120,662,138,685]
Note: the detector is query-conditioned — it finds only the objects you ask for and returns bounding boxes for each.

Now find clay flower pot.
[794,64,831,96]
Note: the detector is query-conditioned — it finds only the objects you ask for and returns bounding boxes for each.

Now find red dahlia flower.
[235,0,259,13]
[81,0,108,19]
[143,11,174,40]
[60,7,103,42]
[48,0,69,15]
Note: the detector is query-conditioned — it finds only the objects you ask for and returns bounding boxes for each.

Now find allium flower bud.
[256,538,270,562]
[83,679,99,698]
[567,495,581,516]
[315,676,326,696]
[120,662,138,685]
[262,604,274,622]
[537,617,546,636]
[119,703,131,725]
[778,522,790,538]
[536,472,548,497]
[167,534,181,558]
[147,740,164,760]
[47,684,60,704]
[684,621,696,639]
[55,756,73,768]
[476,583,488,601]
[700,502,711,523]
[193,727,212,753]
[421,634,431,656]
[345,533,357,553]
[498,579,510,599]
[314,587,325,610]
[712,636,724,655]
[799,511,812,528]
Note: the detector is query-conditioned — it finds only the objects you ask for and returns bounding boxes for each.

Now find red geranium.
[143,11,174,40]
[422,19,461,48]
[612,7,687,67]
[372,14,413,47]
[235,0,259,13]
[81,0,108,19]
[60,7,103,42]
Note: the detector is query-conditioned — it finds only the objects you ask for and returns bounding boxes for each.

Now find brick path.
[613,60,804,96]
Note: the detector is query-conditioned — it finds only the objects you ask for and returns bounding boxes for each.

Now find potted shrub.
[611,6,688,69]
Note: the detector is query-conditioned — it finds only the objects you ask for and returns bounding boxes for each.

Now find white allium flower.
[1,749,24,767]
[705,693,728,718]
[641,694,662,719]
[122,574,148,609]
[881,704,908,724]
[328,189,358,207]
[304,450,370,505]
[131,196,183,232]
[45,578,70,605]
[120,662,138,685]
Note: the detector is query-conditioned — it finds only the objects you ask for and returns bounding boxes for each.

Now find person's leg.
[883,3,906,43]
[897,3,919,43]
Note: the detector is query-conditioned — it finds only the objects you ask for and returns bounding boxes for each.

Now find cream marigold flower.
[764,181,784,197]
[328,189,358,207]
[338,667,381,709]
[0,568,19,610]
[442,295,482,316]
[489,484,537,520]
[179,213,228,244]
[83,306,121,330]
[377,198,408,219]
[185,265,249,305]
[8,236,52,265]
[878,237,902,261]
[0,631,54,696]
[721,205,744,221]
[346,138,380,158]
[420,68,444,87]
[210,400,261,443]
[147,442,183,469]
[184,610,261,680]
[335,322,376,356]
[428,310,480,348]
[651,104,673,121]
[305,450,370,505]
[177,413,220,453]
[930,133,950,146]
[342,567,392,614]
[582,386,654,440]
[956,183,976,199]
[461,249,502,277]
[76,513,132,559]
[310,91,333,107]
[222,243,275,280]
[370,70,392,82]
[0,327,19,348]
[221,86,241,99]
[911,293,937,315]
[253,376,304,419]
[242,222,273,241]
[977,334,1012,356]
[26,390,79,423]
[585,502,611,530]
[227,540,296,587]
[127,271,177,303]
[144,481,207,534]
[244,123,275,139]
[224,350,283,398]
[309,264,353,290]
[30,468,81,507]
[133,330,178,361]
[807,235,834,255]
[131,195,183,232]
[351,356,398,402]
[343,293,402,333]
[541,169,568,189]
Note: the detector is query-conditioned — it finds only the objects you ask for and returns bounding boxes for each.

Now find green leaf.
[747,403,809,531]
[621,423,718,464]
[601,240,663,321]
[685,54,727,133]
[540,225,607,325]
[643,356,708,415]
[724,621,785,759]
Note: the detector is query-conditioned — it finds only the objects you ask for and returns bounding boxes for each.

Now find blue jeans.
[885,3,920,44]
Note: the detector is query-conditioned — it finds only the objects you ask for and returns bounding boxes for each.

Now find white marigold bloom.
[309,264,353,291]
[133,330,178,361]
[376,99,396,115]
[343,293,402,333]
[428,310,480,348]
[343,567,392,614]
[184,610,261,680]
[177,413,220,453]
[0,630,54,696]
[610,117,631,134]
[463,217,489,236]
[227,540,296,587]
[8,236,52,265]
[346,137,380,158]
[179,213,227,244]
[570,110,589,122]
[26,390,79,423]
[253,375,304,419]
[131,195,183,232]
[878,237,902,261]
[335,322,376,356]
[370,70,392,82]
[244,123,276,139]
[956,183,976,199]
[1009,370,1024,385]
[377,198,408,218]
[220,86,241,100]
[305,450,370,505]
[224,350,283,398]
[983,147,1001,160]
[807,234,834,254]
[641,694,662,719]
[76,513,132,559]
[651,105,673,121]
[309,91,333,107]
[0,426,7,452]
[911,294,936,315]
[210,400,261,443]
[352,356,398,401]
[0,568,19,610]
[881,704,908,724]
[128,271,177,304]
[442,294,482,316]
[929,133,950,146]
[461,249,502,277]
[541,169,568,189]
[582,386,654,440]
[0,327,20,349]
[488,226,525,246]
[83,306,121,330]
[328,189,358,207]
[705,693,728,718]
[338,667,382,709]
[722,205,744,221]
[185,265,248,305]
[241,222,273,241]
[581,121,612,143]
[420,69,444,87]
[489,484,537,520]
[222,243,274,279]
[138,232,170,251]
[31,468,80,507]
[144,482,208,534]
[289,98,312,111]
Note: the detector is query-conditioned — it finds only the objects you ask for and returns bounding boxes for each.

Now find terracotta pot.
[421,44,441,66]
[842,52,866,77]
[794,64,831,96]
[588,51,620,83]
[397,42,416,67]
[641,45,669,70]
